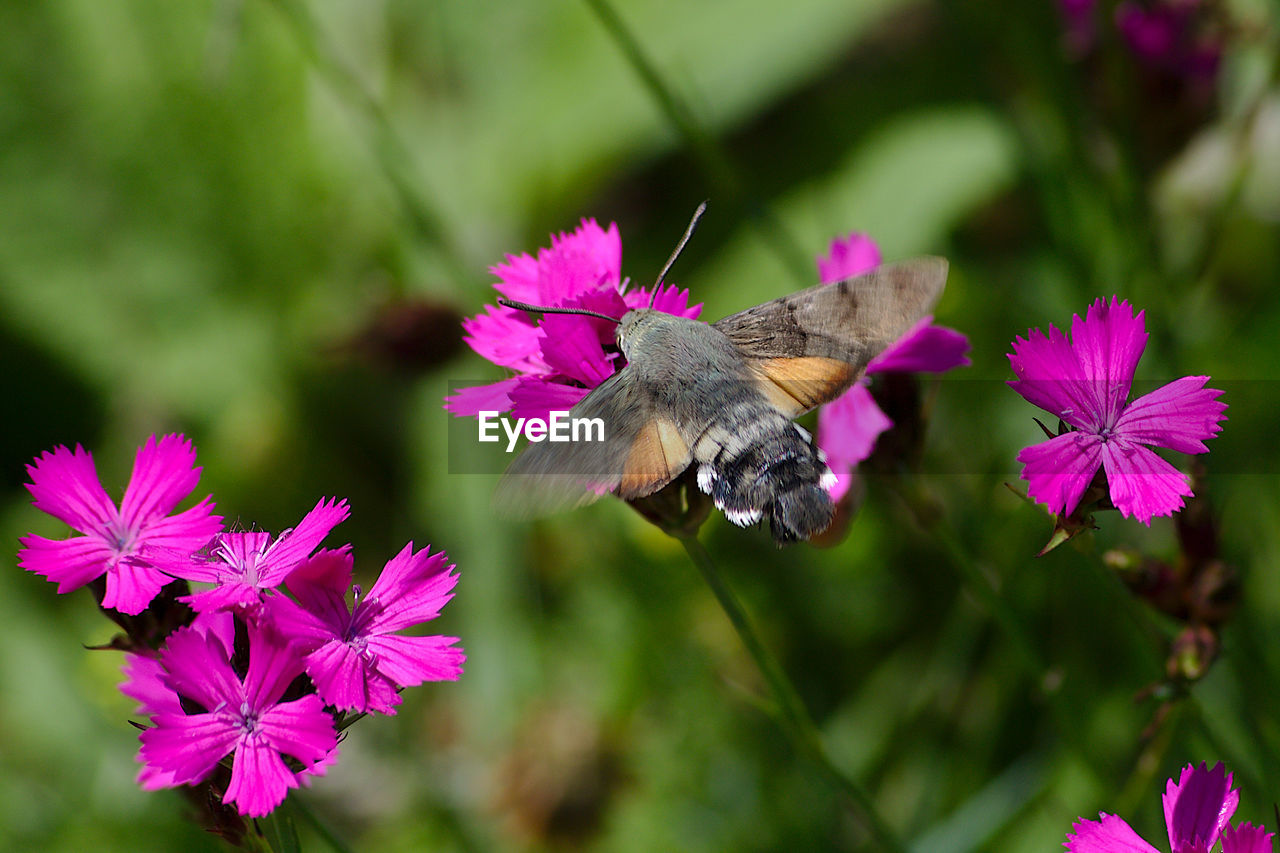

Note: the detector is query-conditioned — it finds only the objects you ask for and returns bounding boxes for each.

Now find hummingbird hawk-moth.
[494,212,948,544]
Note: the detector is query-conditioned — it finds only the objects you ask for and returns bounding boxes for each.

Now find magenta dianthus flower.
[1115,1,1221,79]
[814,233,970,500]
[1066,763,1273,853]
[269,544,464,715]
[138,624,338,818]
[1008,297,1226,524]
[444,218,701,423]
[18,435,223,615]
[163,498,350,615]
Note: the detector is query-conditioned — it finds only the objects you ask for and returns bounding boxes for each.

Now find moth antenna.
[648,200,707,309]
[497,298,621,324]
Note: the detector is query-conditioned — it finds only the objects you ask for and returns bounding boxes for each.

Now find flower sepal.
[1003,478,1103,556]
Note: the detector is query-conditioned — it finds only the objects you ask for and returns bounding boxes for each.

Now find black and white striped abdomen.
[691,400,837,544]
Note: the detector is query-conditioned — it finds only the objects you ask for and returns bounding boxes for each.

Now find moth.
[495,210,948,543]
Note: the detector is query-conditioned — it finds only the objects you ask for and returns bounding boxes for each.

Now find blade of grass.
[678,533,908,853]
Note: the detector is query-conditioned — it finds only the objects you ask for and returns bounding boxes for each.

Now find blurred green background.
[3,0,1279,850]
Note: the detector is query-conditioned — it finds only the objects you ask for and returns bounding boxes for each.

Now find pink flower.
[1008,297,1226,524]
[268,545,464,715]
[1065,763,1273,853]
[18,435,223,615]
[138,624,338,817]
[161,498,350,616]
[1115,1,1221,79]
[813,234,970,500]
[445,218,701,423]
[816,231,883,285]
[120,612,236,791]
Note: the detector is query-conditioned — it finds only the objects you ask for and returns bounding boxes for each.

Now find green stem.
[287,795,356,853]
[677,534,907,853]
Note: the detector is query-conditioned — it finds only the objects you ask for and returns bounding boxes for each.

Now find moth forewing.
[714,257,948,415]
[492,371,670,517]
[712,258,945,355]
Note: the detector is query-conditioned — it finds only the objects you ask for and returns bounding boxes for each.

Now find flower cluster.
[18,435,464,818]
[1066,763,1273,853]
[445,218,701,423]
[1008,297,1227,526]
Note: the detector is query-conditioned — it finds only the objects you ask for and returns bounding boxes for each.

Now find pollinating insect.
[495,204,948,544]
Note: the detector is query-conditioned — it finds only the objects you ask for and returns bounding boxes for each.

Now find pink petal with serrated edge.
[120,654,177,717]
[243,630,307,709]
[817,232,882,283]
[444,377,521,417]
[1008,324,1100,431]
[1070,297,1148,427]
[1116,377,1227,454]
[1017,431,1104,517]
[184,581,263,615]
[24,444,116,529]
[1064,813,1161,853]
[1221,822,1275,853]
[362,545,458,634]
[102,560,171,615]
[624,283,703,319]
[137,760,187,791]
[257,694,336,767]
[140,712,238,785]
[360,676,403,715]
[119,435,201,529]
[137,497,221,552]
[817,383,892,502]
[539,313,615,388]
[17,535,116,592]
[490,250,542,304]
[541,219,622,302]
[284,550,353,630]
[509,379,591,424]
[257,499,350,586]
[303,640,372,711]
[226,736,298,818]
[365,634,464,686]
[1163,763,1238,852]
[161,627,242,711]
[538,238,615,304]
[868,316,972,375]
[461,305,544,373]
[1100,440,1194,524]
